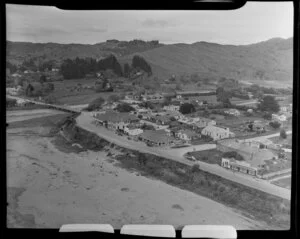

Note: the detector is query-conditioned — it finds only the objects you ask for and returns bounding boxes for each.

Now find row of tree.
[60,55,152,79]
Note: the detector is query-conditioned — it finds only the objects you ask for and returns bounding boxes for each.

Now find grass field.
[7,113,71,131]
[272,177,291,190]
[188,149,223,165]
[269,135,292,147]
[50,79,125,105]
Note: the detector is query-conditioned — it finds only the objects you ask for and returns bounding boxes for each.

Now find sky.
[6,2,293,45]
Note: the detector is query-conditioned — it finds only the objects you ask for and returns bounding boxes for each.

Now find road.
[77,113,291,200]
[6,95,291,200]
[7,95,79,113]
[235,100,258,106]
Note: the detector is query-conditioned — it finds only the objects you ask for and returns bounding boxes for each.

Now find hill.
[6,39,163,65]
[121,37,293,87]
[7,37,293,87]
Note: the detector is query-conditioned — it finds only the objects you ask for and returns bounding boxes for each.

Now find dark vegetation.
[84,96,105,111]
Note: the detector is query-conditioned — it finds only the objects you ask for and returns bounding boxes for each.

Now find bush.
[6,98,16,108]
[190,164,200,173]
[222,151,244,161]
[269,121,281,129]
[115,103,135,113]
[85,97,105,111]
[280,129,287,139]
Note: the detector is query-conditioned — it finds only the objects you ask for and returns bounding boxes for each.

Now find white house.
[124,127,143,136]
[201,125,235,141]
[176,129,200,142]
[224,109,241,117]
[272,114,287,122]
[163,105,180,112]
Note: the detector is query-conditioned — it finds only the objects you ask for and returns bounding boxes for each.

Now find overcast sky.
[6,2,293,45]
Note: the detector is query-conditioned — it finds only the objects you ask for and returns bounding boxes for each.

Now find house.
[142,93,164,102]
[220,139,278,177]
[201,125,235,141]
[221,157,258,176]
[272,114,287,122]
[94,111,139,130]
[176,129,200,142]
[123,125,143,136]
[163,105,180,112]
[153,115,171,125]
[138,130,175,146]
[224,109,241,117]
[192,117,216,129]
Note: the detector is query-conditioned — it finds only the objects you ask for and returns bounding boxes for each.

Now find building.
[221,157,258,176]
[152,115,171,125]
[163,105,180,112]
[176,129,200,142]
[142,93,164,103]
[201,125,235,141]
[178,116,216,129]
[138,130,175,146]
[94,111,139,130]
[220,139,279,177]
[272,114,287,122]
[224,109,241,117]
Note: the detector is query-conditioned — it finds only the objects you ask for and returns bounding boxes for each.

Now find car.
[185,155,196,161]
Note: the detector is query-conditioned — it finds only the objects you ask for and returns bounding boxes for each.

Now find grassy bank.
[59,118,290,229]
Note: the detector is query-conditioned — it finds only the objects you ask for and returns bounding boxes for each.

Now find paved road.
[77,113,291,200]
[6,95,291,200]
[235,100,258,106]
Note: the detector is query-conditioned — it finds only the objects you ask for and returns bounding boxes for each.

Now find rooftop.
[139,129,174,143]
[95,111,139,123]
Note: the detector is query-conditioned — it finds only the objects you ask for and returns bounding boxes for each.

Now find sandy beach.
[6,123,272,230]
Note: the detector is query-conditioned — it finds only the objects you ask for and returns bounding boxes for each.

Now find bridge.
[7,95,81,114]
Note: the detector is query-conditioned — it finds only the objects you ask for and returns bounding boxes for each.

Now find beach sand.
[7,126,270,230]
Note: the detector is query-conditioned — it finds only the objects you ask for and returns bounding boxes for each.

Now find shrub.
[269,121,281,129]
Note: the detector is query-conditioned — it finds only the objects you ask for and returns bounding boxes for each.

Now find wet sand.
[7,126,271,230]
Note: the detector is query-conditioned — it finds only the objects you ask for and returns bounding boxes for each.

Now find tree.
[25,83,34,97]
[107,94,120,103]
[85,97,105,111]
[216,87,232,105]
[123,63,131,77]
[132,55,152,76]
[258,96,280,113]
[6,98,16,108]
[280,129,287,139]
[141,123,155,130]
[179,103,196,114]
[269,121,281,129]
[39,75,47,83]
[115,103,135,113]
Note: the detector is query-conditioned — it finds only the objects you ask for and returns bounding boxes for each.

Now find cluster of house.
[92,96,238,147]
[219,138,291,178]
[271,104,293,123]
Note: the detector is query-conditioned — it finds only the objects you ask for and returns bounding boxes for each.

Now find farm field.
[271,177,291,190]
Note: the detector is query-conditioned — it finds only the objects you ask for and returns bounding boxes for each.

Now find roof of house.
[220,139,277,167]
[202,125,229,133]
[95,111,139,123]
[178,129,198,138]
[139,130,174,143]
[225,108,240,113]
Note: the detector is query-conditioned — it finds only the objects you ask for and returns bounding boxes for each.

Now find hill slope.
[7,38,293,87]
[122,37,293,87]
